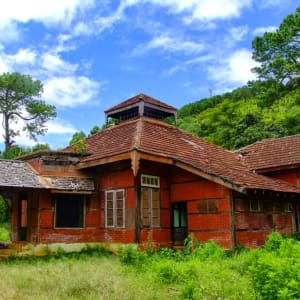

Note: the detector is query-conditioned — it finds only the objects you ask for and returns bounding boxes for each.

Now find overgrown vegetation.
[178,81,300,149]
[0,232,300,299]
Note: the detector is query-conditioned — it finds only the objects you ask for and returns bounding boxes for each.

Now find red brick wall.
[170,168,233,248]
[234,193,294,248]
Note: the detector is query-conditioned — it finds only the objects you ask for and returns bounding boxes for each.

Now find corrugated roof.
[77,118,300,194]
[237,135,300,171]
[0,160,45,188]
[104,93,177,113]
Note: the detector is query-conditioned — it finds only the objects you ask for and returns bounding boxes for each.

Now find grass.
[1,232,299,299]
[0,246,256,300]
[0,255,180,300]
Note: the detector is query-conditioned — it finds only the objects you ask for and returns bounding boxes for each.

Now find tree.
[0,143,50,159]
[69,131,87,145]
[252,7,300,85]
[89,125,101,136]
[0,72,56,152]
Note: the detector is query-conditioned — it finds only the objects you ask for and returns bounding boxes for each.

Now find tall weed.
[249,232,300,300]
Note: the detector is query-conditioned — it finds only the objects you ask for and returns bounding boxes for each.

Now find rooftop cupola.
[104,93,177,125]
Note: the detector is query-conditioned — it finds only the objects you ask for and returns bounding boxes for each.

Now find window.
[197,199,218,214]
[250,198,261,212]
[141,174,160,188]
[141,188,160,228]
[141,175,160,228]
[285,202,293,213]
[105,189,125,228]
[55,194,85,228]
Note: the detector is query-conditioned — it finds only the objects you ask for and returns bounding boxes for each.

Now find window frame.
[141,174,160,188]
[141,187,161,228]
[284,202,293,213]
[105,189,125,229]
[250,198,261,212]
[54,194,85,229]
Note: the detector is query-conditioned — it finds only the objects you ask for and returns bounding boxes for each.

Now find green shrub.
[249,253,300,299]
[192,240,225,260]
[118,244,147,266]
[264,231,284,252]
[154,247,186,262]
[0,227,10,241]
[249,234,300,299]
[178,280,198,300]
[154,259,179,284]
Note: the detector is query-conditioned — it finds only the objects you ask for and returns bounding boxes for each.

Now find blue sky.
[0,0,299,150]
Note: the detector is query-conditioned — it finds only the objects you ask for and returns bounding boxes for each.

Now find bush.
[249,254,300,299]
[118,244,147,266]
[264,231,284,252]
[249,233,300,299]
[0,227,10,241]
[192,240,225,261]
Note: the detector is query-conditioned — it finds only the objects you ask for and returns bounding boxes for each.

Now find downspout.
[230,190,236,248]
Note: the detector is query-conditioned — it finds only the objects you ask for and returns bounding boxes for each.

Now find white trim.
[141,174,160,188]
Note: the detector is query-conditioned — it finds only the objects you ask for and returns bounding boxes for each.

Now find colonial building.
[1,93,299,249]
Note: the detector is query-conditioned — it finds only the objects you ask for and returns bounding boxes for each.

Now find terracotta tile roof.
[237,135,300,172]
[0,160,45,188]
[104,93,177,113]
[77,118,300,194]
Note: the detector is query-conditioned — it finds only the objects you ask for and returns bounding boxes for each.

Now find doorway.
[18,194,28,241]
[172,202,187,245]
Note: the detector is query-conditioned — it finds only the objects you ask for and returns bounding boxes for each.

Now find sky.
[0,0,299,150]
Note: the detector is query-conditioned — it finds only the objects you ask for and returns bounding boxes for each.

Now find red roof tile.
[104,93,177,113]
[76,118,300,194]
[237,135,300,172]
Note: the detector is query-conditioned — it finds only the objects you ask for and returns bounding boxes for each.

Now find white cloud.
[41,53,78,75]
[255,0,291,9]
[133,34,204,55]
[186,55,214,65]
[0,114,77,149]
[11,49,37,65]
[0,56,9,73]
[43,76,100,107]
[0,48,37,73]
[0,0,94,26]
[252,26,277,36]
[0,20,19,43]
[229,26,249,41]
[46,119,77,135]
[129,0,252,22]
[208,49,258,92]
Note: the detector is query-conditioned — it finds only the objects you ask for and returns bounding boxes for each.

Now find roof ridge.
[236,133,300,152]
[132,118,144,149]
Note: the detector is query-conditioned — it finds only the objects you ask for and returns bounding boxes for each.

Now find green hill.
[177,81,300,150]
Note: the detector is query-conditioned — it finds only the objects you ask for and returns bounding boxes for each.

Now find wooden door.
[172,202,187,245]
